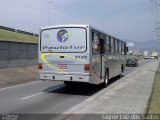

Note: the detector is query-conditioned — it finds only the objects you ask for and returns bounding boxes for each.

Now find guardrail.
[0,25,39,37]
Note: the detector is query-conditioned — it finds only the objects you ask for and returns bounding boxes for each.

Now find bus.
[38,24,128,87]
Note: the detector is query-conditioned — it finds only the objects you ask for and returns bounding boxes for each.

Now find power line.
[151,0,160,6]
[149,0,157,24]
[150,0,160,40]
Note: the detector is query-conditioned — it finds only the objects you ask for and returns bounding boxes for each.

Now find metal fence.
[0,25,39,37]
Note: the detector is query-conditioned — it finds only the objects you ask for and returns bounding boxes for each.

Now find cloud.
[0,0,155,41]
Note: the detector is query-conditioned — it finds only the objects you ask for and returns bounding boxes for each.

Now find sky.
[0,0,157,42]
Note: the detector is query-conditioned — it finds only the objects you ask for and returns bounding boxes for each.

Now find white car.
[144,56,149,59]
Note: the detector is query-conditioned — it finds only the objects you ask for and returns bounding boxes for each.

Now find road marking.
[0,81,41,91]
[21,85,62,100]
[21,92,44,100]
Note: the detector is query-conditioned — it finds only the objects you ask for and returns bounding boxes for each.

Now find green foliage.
[147,63,160,114]
[126,55,144,60]
[0,29,38,43]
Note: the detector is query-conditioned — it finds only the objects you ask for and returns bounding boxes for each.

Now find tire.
[102,70,108,88]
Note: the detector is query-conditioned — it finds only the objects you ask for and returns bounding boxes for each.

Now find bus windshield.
[40,27,87,53]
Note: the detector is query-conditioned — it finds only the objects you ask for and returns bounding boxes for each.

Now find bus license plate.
[58,64,68,70]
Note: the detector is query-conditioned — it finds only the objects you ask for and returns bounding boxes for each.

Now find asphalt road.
[0,59,154,119]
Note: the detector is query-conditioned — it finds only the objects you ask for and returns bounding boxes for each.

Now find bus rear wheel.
[102,70,108,88]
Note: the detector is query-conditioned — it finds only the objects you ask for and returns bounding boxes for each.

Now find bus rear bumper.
[39,73,90,83]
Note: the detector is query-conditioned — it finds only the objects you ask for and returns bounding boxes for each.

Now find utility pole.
[48,1,53,25]
[150,0,160,40]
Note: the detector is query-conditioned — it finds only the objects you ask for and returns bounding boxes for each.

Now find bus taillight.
[84,64,90,72]
[38,63,42,70]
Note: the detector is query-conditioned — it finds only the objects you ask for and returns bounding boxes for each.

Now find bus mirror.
[126,47,128,52]
[124,46,128,55]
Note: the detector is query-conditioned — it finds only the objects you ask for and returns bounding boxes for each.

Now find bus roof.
[40,24,125,43]
[40,24,89,30]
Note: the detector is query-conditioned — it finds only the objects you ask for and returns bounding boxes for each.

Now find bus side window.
[105,35,110,54]
[100,39,105,54]
[109,37,111,53]
[114,39,117,54]
[92,31,100,53]
[119,41,122,54]
[124,43,128,55]
[92,31,94,41]
[122,42,124,55]
[111,37,114,54]
[99,33,105,54]
[117,40,120,54]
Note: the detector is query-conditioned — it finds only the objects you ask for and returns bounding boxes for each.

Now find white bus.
[38,25,127,87]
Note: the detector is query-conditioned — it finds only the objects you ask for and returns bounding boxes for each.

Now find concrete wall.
[0,41,38,68]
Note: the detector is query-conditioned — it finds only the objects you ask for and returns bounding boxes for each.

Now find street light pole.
[48,1,53,25]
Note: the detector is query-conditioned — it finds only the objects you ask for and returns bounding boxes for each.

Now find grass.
[135,56,144,60]
[146,62,160,114]
[127,55,144,60]
[0,29,38,43]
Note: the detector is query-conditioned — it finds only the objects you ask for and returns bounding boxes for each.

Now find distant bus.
[38,25,128,87]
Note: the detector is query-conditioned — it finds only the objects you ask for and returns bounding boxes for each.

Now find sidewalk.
[0,66,38,88]
[62,60,159,114]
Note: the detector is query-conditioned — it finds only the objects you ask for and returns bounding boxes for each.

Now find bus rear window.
[40,28,87,53]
